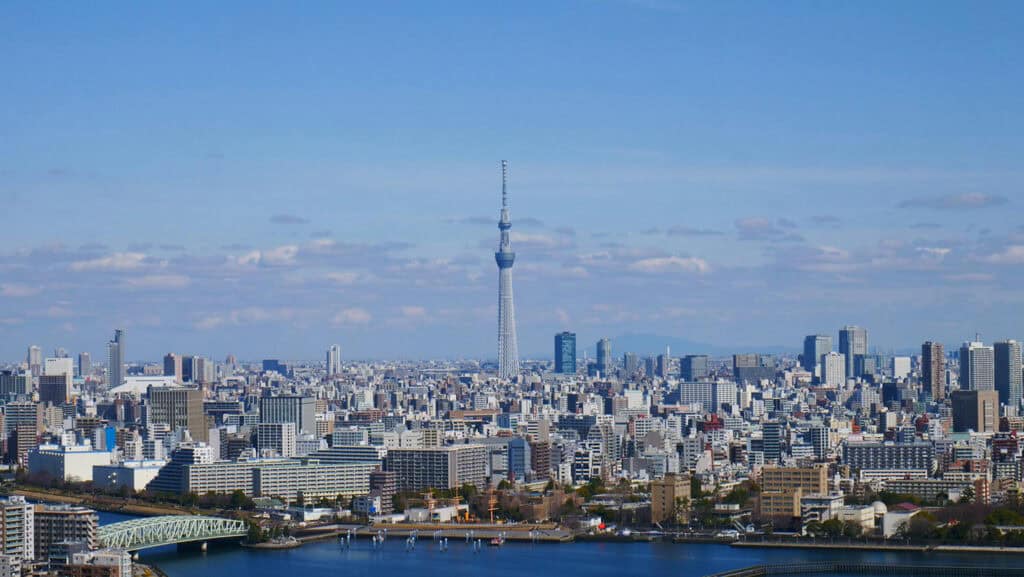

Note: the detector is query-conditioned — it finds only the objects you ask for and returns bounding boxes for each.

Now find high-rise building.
[106,330,125,388]
[622,352,640,375]
[27,346,42,378]
[326,344,342,376]
[494,160,520,380]
[951,389,999,433]
[596,338,612,375]
[180,355,195,383]
[763,421,783,464]
[0,496,34,569]
[994,340,1023,408]
[146,387,207,442]
[681,355,710,381]
[554,332,576,374]
[802,335,832,379]
[76,353,91,379]
[38,375,71,406]
[838,326,867,379]
[258,395,316,434]
[163,354,182,383]
[960,341,995,391]
[921,341,945,401]
[822,352,846,387]
[733,354,775,384]
[255,422,297,458]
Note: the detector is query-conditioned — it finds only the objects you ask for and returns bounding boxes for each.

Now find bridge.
[98,516,247,551]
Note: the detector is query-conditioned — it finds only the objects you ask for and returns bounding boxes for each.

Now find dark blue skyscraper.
[554,332,576,374]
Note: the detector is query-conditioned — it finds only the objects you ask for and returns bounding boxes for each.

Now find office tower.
[838,326,867,379]
[802,335,832,379]
[326,344,342,376]
[596,338,612,375]
[163,353,182,383]
[656,354,670,379]
[43,358,73,379]
[0,496,34,568]
[554,332,576,374]
[106,329,125,388]
[891,356,912,380]
[27,346,41,378]
[194,356,214,384]
[494,160,520,380]
[681,355,710,381]
[258,395,316,434]
[3,402,40,437]
[77,353,90,379]
[960,341,995,391]
[733,354,775,384]
[0,372,30,401]
[822,352,846,387]
[146,386,207,442]
[256,422,297,458]
[951,389,999,433]
[38,374,71,405]
[994,340,1023,408]
[922,341,946,401]
[622,352,640,375]
[180,355,195,383]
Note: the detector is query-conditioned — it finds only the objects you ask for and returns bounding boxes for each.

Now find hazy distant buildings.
[839,326,867,379]
[960,341,995,391]
[77,352,90,379]
[326,344,342,376]
[994,340,1022,408]
[733,354,775,384]
[596,338,613,375]
[921,342,945,401]
[622,352,640,375]
[554,332,576,374]
[106,329,125,388]
[27,346,41,378]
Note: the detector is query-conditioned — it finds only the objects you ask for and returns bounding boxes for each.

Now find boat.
[489,536,505,547]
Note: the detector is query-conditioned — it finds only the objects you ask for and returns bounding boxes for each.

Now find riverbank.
[9,487,191,517]
[732,540,1024,555]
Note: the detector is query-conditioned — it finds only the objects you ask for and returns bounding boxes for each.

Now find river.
[93,511,1024,577]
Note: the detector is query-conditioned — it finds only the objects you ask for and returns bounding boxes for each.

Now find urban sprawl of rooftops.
[1,326,1024,563]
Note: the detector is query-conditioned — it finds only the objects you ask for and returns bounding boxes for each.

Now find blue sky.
[2,1,1023,361]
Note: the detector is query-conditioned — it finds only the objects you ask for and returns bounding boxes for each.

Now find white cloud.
[400,306,427,318]
[917,247,951,259]
[332,307,372,326]
[70,252,146,271]
[984,245,1024,265]
[194,316,225,330]
[231,245,299,267]
[325,271,365,285]
[628,256,710,274]
[0,283,40,297]
[125,274,191,289]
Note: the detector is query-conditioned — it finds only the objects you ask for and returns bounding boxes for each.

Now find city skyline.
[3,3,1024,360]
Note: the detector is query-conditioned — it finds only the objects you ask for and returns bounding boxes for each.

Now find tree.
[959,486,975,504]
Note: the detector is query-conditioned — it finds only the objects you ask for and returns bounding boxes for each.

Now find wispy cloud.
[270,214,310,225]
[899,193,1008,210]
[70,252,147,271]
[628,256,709,274]
[735,218,804,242]
[332,307,372,326]
[666,225,725,237]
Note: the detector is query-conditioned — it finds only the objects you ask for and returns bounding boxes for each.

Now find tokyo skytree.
[495,160,520,380]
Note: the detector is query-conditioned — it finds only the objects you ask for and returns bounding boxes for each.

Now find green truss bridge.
[98,516,247,551]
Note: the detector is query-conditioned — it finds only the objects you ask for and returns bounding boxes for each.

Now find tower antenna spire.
[502,160,509,208]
